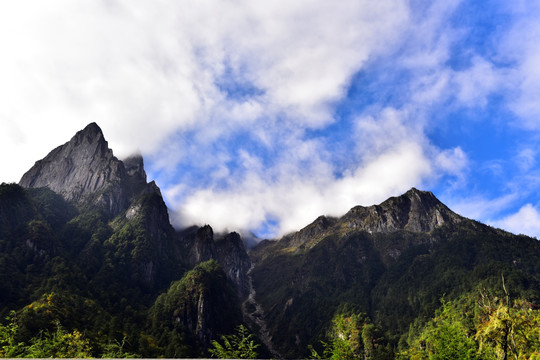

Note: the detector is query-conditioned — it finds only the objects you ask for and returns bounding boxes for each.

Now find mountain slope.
[250,190,540,358]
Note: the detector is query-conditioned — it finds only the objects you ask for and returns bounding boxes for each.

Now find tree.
[209,325,260,359]
[476,298,540,360]
[402,298,480,360]
[0,311,25,358]
[0,309,141,358]
[402,291,540,360]
[24,322,92,358]
[310,313,392,360]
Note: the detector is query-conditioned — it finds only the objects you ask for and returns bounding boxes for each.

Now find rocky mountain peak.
[279,188,463,252]
[19,123,150,217]
[123,153,147,183]
[343,187,462,233]
[73,122,105,144]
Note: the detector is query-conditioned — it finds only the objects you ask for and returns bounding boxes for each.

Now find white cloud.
[498,5,540,128]
[354,107,424,160]
[3,0,537,240]
[490,204,540,238]
[176,140,431,236]
[436,147,468,175]
[446,193,518,222]
[516,148,537,172]
[0,0,410,183]
[452,56,504,107]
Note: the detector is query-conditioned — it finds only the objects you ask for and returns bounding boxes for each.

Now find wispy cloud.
[490,204,540,239]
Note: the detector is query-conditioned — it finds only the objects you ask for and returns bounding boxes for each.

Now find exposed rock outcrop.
[150,260,243,350]
[215,232,252,296]
[19,123,153,217]
[181,225,252,297]
[341,188,463,233]
[282,188,462,249]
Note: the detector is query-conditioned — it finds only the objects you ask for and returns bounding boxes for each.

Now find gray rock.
[274,188,464,259]
[182,225,252,297]
[341,188,463,234]
[19,123,151,217]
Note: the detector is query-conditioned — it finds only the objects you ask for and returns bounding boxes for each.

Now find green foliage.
[0,311,25,358]
[148,260,243,358]
[24,323,93,358]
[27,187,76,229]
[310,313,392,360]
[99,337,139,358]
[209,325,260,359]
[0,308,140,358]
[403,299,479,360]
[475,297,540,360]
[401,292,540,360]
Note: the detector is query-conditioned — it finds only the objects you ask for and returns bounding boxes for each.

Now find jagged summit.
[19,123,153,216]
[73,122,104,143]
[342,187,463,234]
[280,188,463,250]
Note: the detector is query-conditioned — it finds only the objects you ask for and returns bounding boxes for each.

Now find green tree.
[310,313,392,360]
[209,325,260,359]
[476,298,540,360]
[0,311,25,358]
[25,322,92,358]
[402,291,540,360]
[99,337,139,358]
[402,299,480,360]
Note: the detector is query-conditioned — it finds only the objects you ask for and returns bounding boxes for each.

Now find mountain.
[19,123,155,217]
[2,122,540,358]
[265,188,463,255]
[1,123,251,357]
[249,189,540,358]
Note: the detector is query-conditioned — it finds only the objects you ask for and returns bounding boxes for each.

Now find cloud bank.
[1,1,540,238]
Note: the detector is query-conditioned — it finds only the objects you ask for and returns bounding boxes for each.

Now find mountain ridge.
[260,187,465,257]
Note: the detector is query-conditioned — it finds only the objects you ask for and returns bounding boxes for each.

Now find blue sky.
[1,0,540,239]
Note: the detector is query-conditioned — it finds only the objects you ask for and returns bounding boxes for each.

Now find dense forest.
[0,182,244,358]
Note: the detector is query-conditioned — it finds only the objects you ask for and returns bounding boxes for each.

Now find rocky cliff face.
[19,123,151,217]
[181,225,252,296]
[149,260,244,353]
[341,188,463,233]
[278,188,463,253]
